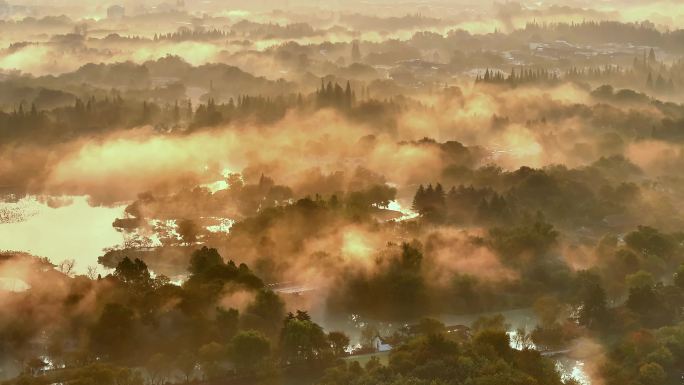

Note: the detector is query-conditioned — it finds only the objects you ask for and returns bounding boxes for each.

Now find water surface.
[0,196,125,273]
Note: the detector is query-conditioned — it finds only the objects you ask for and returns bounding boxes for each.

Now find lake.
[0,195,125,274]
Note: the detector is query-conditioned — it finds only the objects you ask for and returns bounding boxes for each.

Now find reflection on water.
[507,328,591,385]
[386,200,419,221]
[0,196,125,273]
[556,359,591,385]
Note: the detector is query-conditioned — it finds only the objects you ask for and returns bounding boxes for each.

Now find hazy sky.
[3,0,682,31]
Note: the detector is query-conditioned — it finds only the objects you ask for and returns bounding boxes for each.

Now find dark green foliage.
[322,331,564,385]
[476,67,560,87]
[626,284,678,328]
[488,221,558,262]
[329,242,428,321]
[412,183,446,222]
[228,330,271,371]
[328,331,351,357]
[114,257,152,287]
[90,304,137,361]
[317,80,355,109]
[280,311,332,365]
[624,226,677,260]
[186,246,263,289]
[574,272,609,329]
[242,290,287,338]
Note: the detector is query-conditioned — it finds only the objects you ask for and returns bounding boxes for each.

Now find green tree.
[188,247,224,276]
[576,273,608,329]
[198,342,224,380]
[626,270,654,289]
[638,362,666,385]
[416,318,445,335]
[243,290,286,337]
[327,331,350,357]
[216,307,239,341]
[228,330,271,371]
[474,330,512,358]
[90,303,136,361]
[625,226,675,259]
[177,219,199,244]
[280,312,331,364]
[114,257,151,287]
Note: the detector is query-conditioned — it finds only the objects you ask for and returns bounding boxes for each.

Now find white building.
[372,336,392,352]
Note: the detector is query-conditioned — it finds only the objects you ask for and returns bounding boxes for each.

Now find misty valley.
[2,1,684,385]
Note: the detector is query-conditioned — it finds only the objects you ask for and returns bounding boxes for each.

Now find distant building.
[107,5,125,19]
[372,336,392,352]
